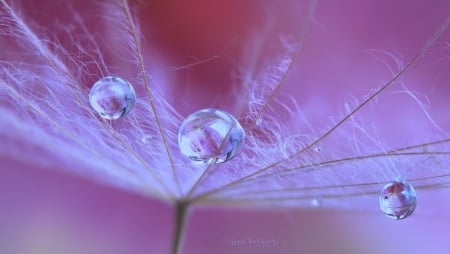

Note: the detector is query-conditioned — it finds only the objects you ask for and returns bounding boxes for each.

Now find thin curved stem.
[171,200,190,254]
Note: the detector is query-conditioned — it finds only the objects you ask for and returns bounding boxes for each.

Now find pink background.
[1,0,450,253]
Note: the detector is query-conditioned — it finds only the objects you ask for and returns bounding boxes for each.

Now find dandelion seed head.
[0,0,449,218]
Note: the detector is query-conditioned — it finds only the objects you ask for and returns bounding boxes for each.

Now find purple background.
[1,0,450,253]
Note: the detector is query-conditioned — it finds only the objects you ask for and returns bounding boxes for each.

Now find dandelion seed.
[89,76,136,120]
[178,108,244,164]
[1,0,450,253]
[379,180,417,220]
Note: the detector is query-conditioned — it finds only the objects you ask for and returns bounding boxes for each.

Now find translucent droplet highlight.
[141,134,152,144]
[178,108,245,164]
[89,76,136,120]
[310,198,321,208]
[379,180,417,220]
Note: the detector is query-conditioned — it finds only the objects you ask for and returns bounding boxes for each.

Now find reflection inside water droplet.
[379,180,417,220]
[178,108,245,164]
[89,76,136,120]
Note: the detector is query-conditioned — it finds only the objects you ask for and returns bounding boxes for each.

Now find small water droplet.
[178,108,245,164]
[89,76,136,120]
[310,198,321,208]
[379,180,417,220]
[314,147,321,152]
[141,134,152,144]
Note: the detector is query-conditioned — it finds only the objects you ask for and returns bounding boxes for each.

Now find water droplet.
[89,76,136,120]
[141,134,152,144]
[379,180,417,220]
[310,198,321,208]
[178,108,245,164]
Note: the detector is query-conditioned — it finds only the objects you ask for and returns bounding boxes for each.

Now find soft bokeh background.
[1,0,449,253]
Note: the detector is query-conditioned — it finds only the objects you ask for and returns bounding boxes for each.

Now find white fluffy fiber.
[0,0,449,214]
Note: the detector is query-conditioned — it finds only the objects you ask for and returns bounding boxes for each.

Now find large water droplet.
[89,76,136,120]
[178,108,245,164]
[379,180,417,220]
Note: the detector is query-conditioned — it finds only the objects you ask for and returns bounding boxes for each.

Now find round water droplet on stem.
[178,108,245,164]
[89,76,136,120]
[379,180,417,220]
